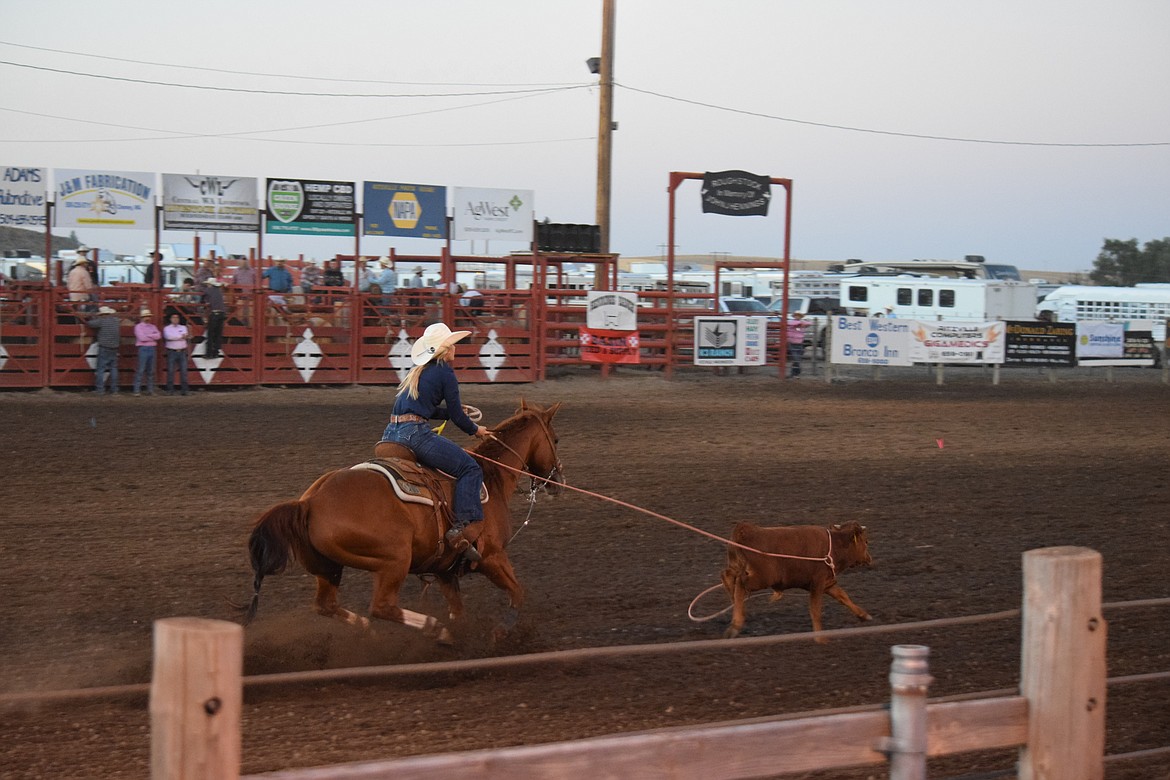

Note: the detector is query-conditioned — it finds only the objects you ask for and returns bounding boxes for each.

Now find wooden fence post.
[150,617,243,780]
[1019,547,1106,780]
[887,644,933,780]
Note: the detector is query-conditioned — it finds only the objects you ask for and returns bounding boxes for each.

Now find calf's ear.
[831,523,842,530]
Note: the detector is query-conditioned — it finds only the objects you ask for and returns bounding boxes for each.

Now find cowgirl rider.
[380,323,491,559]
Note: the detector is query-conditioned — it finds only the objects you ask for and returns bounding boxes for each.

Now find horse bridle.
[488,411,563,492]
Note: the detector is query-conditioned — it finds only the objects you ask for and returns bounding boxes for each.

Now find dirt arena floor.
[1,368,1168,779]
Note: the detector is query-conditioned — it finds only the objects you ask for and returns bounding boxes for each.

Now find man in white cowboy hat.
[67,250,98,304]
[86,305,122,394]
[132,309,162,396]
[372,256,398,291]
[379,322,491,560]
[202,278,227,359]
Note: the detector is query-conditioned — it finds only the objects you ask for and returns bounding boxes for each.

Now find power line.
[0,39,581,88]
[0,59,593,98]
[616,82,1170,148]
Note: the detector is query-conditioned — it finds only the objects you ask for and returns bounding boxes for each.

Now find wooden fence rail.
[147,546,1109,780]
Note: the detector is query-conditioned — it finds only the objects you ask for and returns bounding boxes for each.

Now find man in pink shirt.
[132,310,162,396]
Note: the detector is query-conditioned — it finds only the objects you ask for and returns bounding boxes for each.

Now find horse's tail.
[235,500,311,626]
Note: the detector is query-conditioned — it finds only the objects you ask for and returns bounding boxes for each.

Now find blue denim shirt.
[391,362,477,436]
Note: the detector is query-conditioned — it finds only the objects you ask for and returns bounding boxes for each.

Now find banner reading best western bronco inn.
[54,168,154,229]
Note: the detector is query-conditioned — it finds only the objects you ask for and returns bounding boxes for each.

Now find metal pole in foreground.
[887,644,933,780]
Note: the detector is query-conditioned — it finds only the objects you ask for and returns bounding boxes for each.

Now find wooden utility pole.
[595,0,615,254]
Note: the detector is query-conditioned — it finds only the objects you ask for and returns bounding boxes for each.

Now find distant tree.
[1090,237,1170,286]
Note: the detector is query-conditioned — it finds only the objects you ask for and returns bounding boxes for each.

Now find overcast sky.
[2,0,1167,273]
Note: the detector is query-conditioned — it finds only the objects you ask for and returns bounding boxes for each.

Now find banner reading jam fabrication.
[162,174,259,232]
[54,168,154,229]
[266,178,355,236]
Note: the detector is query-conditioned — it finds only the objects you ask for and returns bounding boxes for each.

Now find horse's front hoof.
[436,627,456,646]
[724,626,741,639]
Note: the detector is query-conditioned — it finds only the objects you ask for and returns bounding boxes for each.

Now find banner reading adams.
[266,178,355,236]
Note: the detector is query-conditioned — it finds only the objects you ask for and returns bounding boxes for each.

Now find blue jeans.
[166,348,189,393]
[95,346,118,393]
[380,421,483,526]
[787,343,806,377]
[134,346,157,393]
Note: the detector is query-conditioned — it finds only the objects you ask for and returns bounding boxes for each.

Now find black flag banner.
[700,170,771,216]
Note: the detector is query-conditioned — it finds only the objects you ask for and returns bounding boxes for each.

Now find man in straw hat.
[86,305,122,394]
[380,322,491,560]
[132,309,161,396]
[372,256,398,292]
[67,249,98,305]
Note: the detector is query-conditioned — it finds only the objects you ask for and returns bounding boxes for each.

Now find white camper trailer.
[840,277,1038,321]
[1037,284,1170,342]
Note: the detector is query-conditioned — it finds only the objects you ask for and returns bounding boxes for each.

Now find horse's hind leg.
[313,576,370,631]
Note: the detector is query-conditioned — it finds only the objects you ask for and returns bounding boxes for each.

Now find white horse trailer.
[1037,284,1170,342]
[840,277,1038,321]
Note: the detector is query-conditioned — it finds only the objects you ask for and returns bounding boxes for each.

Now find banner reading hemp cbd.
[265,178,355,236]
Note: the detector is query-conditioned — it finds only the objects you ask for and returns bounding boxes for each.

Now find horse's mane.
[470,409,543,488]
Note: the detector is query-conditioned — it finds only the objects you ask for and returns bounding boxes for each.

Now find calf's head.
[832,521,872,569]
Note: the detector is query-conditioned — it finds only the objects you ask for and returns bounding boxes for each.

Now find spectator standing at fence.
[68,255,98,304]
[785,311,811,379]
[195,259,219,289]
[232,260,256,287]
[202,278,227,359]
[263,258,293,293]
[408,266,426,288]
[86,305,122,394]
[163,312,191,396]
[300,260,322,293]
[322,259,345,287]
[132,309,161,396]
[372,257,398,292]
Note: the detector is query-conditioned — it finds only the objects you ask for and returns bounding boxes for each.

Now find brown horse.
[237,400,563,641]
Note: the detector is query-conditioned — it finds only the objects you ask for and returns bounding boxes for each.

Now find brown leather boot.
[445,527,481,562]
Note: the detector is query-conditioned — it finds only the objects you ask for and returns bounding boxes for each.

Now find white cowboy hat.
[97,306,116,315]
[140,309,153,317]
[411,322,471,366]
[379,256,393,267]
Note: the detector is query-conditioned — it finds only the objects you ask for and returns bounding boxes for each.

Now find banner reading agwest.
[54,168,154,229]
[1,166,47,227]
[452,186,533,242]
[162,174,259,232]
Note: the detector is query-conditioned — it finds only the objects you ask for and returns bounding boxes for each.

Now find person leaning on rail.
[378,323,491,561]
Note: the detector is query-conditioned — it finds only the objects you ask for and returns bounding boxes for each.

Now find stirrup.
[446,528,481,562]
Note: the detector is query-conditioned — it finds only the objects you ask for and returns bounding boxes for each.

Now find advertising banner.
[266,178,355,236]
[828,316,913,366]
[363,181,447,239]
[1003,321,1076,367]
[580,328,641,364]
[585,291,638,331]
[1077,325,1156,367]
[1,166,47,227]
[162,173,259,232]
[452,186,533,242]
[1075,321,1124,359]
[694,316,767,365]
[54,168,154,229]
[700,170,771,216]
[907,320,1007,364]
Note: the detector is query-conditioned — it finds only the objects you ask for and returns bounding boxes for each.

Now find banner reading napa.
[162,173,259,232]
[829,316,913,366]
[54,168,154,229]
[907,320,1007,364]
[363,181,447,239]
[1,166,47,227]
[266,178,355,236]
